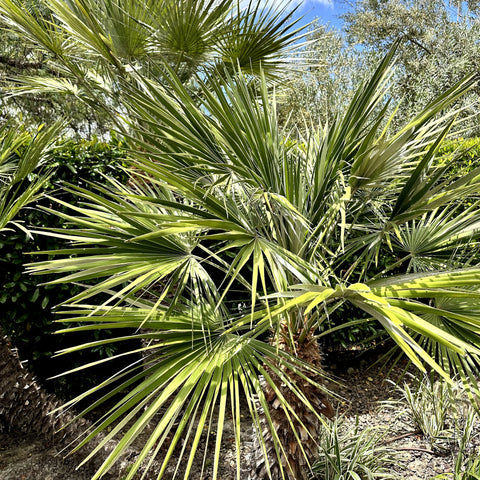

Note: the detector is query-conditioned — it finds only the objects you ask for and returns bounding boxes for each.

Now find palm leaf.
[49,304,330,480]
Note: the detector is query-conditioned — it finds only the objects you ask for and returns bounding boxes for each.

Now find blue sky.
[255,1,348,31]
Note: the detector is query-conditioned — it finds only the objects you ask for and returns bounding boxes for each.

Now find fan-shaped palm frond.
[393,203,480,272]
[0,0,307,118]
[45,301,332,480]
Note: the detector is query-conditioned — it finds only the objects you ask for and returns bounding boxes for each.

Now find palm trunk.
[0,334,131,478]
[249,327,334,480]
[0,334,77,438]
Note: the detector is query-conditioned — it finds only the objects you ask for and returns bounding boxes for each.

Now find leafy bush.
[0,136,131,398]
[437,137,480,182]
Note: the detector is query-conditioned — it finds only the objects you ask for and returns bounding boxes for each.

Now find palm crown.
[24,55,480,479]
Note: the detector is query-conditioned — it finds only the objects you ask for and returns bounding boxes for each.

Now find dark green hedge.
[0,136,133,399]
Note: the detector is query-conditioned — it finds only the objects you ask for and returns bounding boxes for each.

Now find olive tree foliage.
[341,0,480,134]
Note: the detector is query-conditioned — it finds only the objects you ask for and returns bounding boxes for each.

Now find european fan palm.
[16,47,480,480]
[3,1,480,479]
[0,0,305,126]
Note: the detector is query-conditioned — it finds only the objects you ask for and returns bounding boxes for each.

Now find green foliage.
[385,377,480,480]
[320,300,387,351]
[0,136,130,398]
[437,137,480,182]
[341,0,480,135]
[319,167,480,344]
[398,378,458,451]
[18,45,480,479]
[0,0,109,135]
[449,411,480,480]
[4,1,480,476]
[312,416,398,480]
[276,21,375,132]
[44,135,128,187]
[0,120,63,232]
[0,0,305,136]
[385,376,478,453]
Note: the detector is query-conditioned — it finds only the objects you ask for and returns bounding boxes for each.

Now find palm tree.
[3,1,480,479]
[18,52,480,480]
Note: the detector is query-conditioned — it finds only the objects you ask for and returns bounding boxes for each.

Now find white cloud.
[302,0,334,8]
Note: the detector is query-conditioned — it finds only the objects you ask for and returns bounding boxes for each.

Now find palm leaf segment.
[25,42,480,480]
[0,120,64,234]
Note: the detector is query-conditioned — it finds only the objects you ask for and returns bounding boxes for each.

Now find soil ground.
[1,349,479,480]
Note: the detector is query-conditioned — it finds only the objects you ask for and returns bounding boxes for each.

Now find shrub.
[437,137,480,183]
[0,136,131,398]
[312,416,398,479]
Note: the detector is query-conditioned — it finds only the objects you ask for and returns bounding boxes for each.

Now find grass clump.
[311,416,398,480]
[431,409,480,480]
[383,375,480,479]
[382,375,477,452]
